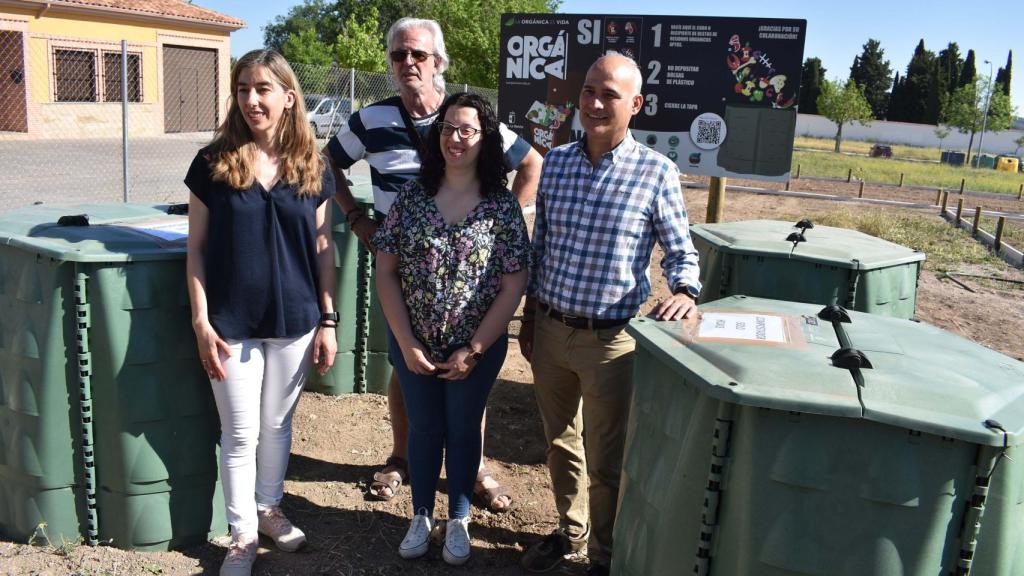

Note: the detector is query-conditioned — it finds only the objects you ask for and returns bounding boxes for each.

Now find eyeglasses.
[389,49,436,63]
[437,121,482,139]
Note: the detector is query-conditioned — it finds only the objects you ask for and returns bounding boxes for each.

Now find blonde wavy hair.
[206,50,324,197]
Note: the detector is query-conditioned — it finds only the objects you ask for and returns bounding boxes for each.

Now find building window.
[103,52,142,102]
[54,49,96,102]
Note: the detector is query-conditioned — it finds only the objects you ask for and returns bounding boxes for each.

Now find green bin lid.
[346,174,374,205]
[0,203,189,263]
[692,220,925,269]
[627,295,1024,446]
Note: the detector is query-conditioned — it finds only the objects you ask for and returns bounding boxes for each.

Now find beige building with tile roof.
[0,0,245,137]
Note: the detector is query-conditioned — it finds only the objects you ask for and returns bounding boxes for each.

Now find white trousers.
[209,327,315,536]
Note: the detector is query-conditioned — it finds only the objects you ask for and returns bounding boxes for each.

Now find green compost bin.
[0,203,225,550]
[304,175,392,396]
[615,295,1024,576]
[692,219,925,319]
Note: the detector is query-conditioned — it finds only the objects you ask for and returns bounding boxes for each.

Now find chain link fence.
[0,34,499,213]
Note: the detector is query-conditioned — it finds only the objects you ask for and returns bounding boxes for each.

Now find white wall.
[796,113,1023,156]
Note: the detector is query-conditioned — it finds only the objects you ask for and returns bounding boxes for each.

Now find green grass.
[794,136,942,161]
[792,149,1024,196]
[978,215,1024,247]
[784,208,1003,271]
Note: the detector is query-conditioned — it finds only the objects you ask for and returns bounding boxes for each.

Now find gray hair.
[386,17,449,95]
[601,52,642,97]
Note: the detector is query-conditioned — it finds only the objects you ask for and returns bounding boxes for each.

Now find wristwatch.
[466,346,483,363]
[320,311,339,323]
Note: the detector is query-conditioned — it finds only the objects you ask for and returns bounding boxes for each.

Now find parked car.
[305,94,351,138]
[869,144,893,158]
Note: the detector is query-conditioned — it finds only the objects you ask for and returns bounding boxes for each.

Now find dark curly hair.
[420,92,510,195]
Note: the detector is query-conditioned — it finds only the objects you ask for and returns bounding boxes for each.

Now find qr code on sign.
[696,118,723,145]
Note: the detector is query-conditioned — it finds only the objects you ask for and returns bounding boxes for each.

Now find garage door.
[163,45,218,133]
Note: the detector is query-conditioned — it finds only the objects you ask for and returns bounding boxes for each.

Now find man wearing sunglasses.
[325,17,541,512]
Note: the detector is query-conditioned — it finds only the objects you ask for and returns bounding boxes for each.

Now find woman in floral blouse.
[372,93,530,566]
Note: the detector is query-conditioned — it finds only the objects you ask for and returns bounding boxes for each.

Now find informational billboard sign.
[499,13,807,181]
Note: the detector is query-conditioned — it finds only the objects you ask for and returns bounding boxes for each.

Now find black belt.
[538,302,631,330]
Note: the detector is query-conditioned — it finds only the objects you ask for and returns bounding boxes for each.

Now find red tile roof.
[39,0,245,28]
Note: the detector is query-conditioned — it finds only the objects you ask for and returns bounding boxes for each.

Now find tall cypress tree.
[900,40,937,124]
[995,50,1012,97]
[960,49,977,87]
[936,42,963,96]
[799,57,826,114]
[888,71,905,121]
[849,39,893,119]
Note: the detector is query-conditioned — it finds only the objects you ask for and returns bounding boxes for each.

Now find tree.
[849,39,892,119]
[960,49,977,88]
[333,5,388,73]
[934,125,950,149]
[282,28,333,66]
[936,42,963,96]
[798,58,826,114]
[995,50,1012,97]
[817,78,874,152]
[941,76,1015,164]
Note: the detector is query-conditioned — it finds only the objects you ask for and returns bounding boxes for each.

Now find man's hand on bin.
[653,292,697,321]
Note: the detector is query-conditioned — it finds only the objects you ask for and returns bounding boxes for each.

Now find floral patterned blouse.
[372,180,531,361]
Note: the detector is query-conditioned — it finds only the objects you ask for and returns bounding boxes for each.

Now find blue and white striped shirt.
[327,96,531,214]
[528,131,701,319]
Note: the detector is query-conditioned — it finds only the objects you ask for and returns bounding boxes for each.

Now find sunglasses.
[389,49,436,63]
[437,121,482,139]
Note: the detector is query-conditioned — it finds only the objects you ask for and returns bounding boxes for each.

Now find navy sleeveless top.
[185,149,335,340]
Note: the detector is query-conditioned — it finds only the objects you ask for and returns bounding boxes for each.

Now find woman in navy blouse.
[185,50,336,576]
[373,93,530,565]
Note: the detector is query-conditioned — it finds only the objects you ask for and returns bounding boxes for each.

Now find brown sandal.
[474,467,513,513]
[368,456,408,501]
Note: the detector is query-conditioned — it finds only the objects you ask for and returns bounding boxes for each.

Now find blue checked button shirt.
[527,132,701,319]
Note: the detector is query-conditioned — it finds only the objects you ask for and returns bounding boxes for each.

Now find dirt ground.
[2,186,1023,576]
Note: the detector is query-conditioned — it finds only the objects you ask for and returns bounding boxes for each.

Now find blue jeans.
[388,333,508,519]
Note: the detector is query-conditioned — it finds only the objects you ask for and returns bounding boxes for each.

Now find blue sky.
[198,0,1022,112]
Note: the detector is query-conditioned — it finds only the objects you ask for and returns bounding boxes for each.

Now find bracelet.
[345,207,364,226]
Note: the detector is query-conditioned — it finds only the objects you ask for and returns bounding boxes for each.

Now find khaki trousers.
[531,312,636,564]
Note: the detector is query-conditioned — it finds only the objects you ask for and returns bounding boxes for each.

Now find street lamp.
[975,59,994,167]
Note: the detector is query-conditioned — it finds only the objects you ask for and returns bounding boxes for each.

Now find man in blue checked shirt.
[519,53,701,576]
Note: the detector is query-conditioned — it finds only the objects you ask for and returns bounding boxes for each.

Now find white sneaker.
[257,506,306,552]
[399,510,434,559]
[443,516,471,566]
[219,533,257,576]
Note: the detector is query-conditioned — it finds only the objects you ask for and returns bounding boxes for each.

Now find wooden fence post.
[935,188,943,205]
[955,198,964,222]
[847,168,853,183]
[941,190,949,214]
[706,176,726,224]
[1018,183,1023,201]
[858,180,865,198]
[785,179,791,191]
[898,173,905,187]
[795,164,801,179]
[960,178,966,195]
[972,206,983,236]
[994,217,1006,252]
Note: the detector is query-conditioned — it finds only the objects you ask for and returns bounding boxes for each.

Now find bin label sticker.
[698,312,788,343]
[120,219,189,242]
